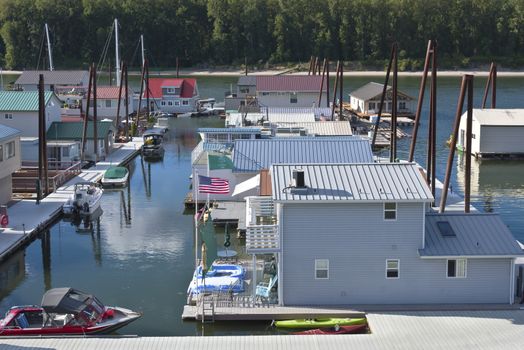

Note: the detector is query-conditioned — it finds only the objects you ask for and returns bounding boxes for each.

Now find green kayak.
[274,317,367,329]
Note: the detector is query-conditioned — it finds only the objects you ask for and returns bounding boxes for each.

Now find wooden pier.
[0,138,143,262]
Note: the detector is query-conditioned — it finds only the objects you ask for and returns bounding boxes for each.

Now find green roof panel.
[46,121,114,140]
[0,91,55,111]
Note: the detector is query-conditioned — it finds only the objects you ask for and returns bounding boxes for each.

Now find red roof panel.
[145,78,197,98]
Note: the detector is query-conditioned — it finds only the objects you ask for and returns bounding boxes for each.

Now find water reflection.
[0,251,26,299]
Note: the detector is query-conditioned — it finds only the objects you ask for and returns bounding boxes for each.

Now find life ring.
[0,215,8,227]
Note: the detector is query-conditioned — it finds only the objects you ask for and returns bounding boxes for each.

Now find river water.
[1,74,524,336]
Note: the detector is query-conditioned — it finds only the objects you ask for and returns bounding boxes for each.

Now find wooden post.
[176,56,180,78]
[430,42,437,197]
[371,45,395,148]
[482,62,497,109]
[465,75,474,213]
[439,76,467,213]
[81,64,94,161]
[308,56,314,75]
[318,59,327,107]
[146,60,150,116]
[312,57,318,75]
[326,59,330,108]
[108,58,112,86]
[339,61,343,118]
[408,40,433,162]
[137,59,147,130]
[37,74,44,201]
[331,61,340,120]
[125,63,129,140]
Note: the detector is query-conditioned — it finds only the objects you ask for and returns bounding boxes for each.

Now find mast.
[141,34,145,68]
[45,23,54,71]
[115,18,121,87]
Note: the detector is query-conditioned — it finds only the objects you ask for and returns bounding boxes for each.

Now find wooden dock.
[0,138,143,262]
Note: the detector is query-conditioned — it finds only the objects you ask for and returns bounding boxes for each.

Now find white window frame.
[386,259,400,279]
[167,101,173,106]
[182,100,189,106]
[290,92,298,104]
[4,113,13,120]
[446,259,467,278]
[175,101,180,106]
[368,102,376,110]
[399,101,406,110]
[314,259,329,280]
[105,100,112,108]
[384,202,397,221]
[161,101,166,106]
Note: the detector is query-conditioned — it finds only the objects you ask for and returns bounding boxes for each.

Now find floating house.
[84,86,135,121]
[225,76,328,110]
[14,70,89,92]
[0,91,61,138]
[46,121,115,161]
[274,121,353,137]
[348,82,415,118]
[0,125,21,205]
[457,109,524,158]
[244,162,523,305]
[144,78,199,114]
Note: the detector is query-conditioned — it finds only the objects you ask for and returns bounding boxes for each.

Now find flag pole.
[194,169,199,268]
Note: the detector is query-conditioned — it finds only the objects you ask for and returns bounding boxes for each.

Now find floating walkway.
[1,310,523,349]
[0,139,143,262]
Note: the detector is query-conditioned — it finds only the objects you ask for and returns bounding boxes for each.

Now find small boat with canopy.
[101,166,129,187]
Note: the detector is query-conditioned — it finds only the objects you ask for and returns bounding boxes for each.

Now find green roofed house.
[46,121,116,161]
[0,91,62,138]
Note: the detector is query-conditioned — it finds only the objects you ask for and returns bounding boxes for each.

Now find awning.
[232,174,260,197]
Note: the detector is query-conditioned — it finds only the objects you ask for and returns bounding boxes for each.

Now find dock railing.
[191,140,204,165]
[245,196,280,253]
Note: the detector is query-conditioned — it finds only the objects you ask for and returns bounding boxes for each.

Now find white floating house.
[0,125,21,205]
[349,82,415,117]
[244,162,523,305]
[458,109,524,158]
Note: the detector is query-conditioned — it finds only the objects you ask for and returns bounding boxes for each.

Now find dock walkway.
[0,139,143,261]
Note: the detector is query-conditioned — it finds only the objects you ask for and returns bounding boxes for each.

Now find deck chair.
[256,274,278,300]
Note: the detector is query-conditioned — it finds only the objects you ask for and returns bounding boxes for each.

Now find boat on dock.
[187,263,245,303]
[101,166,129,188]
[62,182,103,216]
[293,323,368,335]
[0,288,141,336]
[274,317,367,329]
[141,128,166,160]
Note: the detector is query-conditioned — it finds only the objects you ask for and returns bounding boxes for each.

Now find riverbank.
[3,69,524,78]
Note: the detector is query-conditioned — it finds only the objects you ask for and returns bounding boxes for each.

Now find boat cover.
[41,288,98,314]
[104,167,128,179]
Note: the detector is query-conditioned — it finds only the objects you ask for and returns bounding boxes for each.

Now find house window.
[105,100,112,108]
[62,146,70,157]
[182,100,189,105]
[167,101,173,106]
[369,102,375,111]
[240,87,249,93]
[315,259,329,279]
[4,113,13,120]
[447,259,467,278]
[6,141,15,159]
[384,202,397,220]
[290,92,298,104]
[175,101,180,106]
[0,144,3,161]
[399,101,406,110]
[261,92,269,96]
[161,101,166,106]
[386,259,399,278]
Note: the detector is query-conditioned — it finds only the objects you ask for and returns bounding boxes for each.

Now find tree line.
[1,0,524,70]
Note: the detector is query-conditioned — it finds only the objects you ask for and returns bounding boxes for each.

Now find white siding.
[281,203,511,305]
[479,125,524,154]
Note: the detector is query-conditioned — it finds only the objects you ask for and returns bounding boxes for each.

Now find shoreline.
[3,69,524,77]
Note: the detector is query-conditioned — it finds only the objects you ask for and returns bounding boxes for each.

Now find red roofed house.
[144,78,199,114]
[225,75,328,110]
[82,86,135,120]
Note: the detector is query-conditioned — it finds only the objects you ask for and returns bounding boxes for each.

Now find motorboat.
[187,263,245,303]
[293,324,367,335]
[63,182,103,215]
[101,166,129,188]
[273,317,367,329]
[141,128,166,160]
[0,288,141,336]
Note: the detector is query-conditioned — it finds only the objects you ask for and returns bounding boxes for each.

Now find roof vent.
[436,221,456,237]
[292,168,306,188]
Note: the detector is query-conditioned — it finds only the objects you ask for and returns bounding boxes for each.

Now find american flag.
[198,175,229,194]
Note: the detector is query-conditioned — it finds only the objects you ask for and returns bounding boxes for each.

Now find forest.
[1,0,524,70]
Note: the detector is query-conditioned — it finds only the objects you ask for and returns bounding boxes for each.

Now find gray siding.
[281,203,511,305]
[258,92,326,108]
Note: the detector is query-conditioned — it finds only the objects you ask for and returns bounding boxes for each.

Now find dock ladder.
[200,293,215,323]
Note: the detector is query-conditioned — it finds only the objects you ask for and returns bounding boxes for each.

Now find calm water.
[1,74,524,336]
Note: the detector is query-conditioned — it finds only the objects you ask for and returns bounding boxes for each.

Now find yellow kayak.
[274,318,366,329]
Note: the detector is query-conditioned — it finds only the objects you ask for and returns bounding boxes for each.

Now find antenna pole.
[45,24,54,71]
[115,18,121,86]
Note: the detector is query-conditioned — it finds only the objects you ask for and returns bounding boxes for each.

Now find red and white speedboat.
[0,288,141,336]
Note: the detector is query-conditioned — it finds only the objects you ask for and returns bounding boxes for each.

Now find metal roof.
[271,163,434,202]
[15,70,88,85]
[233,138,373,173]
[198,127,261,134]
[276,121,353,136]
[256,76,327,92]
[0,124,21,142]
[350,82,414,101]
[269,112,315,123]
[0,91,55,111]
[420,213,524,258]
[46,121,114,140]
[468,109,524,126]
[238,76,257,86]
[264,107,332,119]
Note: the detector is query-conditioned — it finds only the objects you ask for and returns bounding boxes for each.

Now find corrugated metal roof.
[15,70,88,85]
[233,138,373,173]
[256,76,327,92]
[0,91,55,111]
[46,121,114,140]
[269,112,315,123]
[264,107,332,119]
[350,82,414,101]
[271,163,434,202]
[0,124,21,142]
[469,109,524,126]
[198,127,261,134]
[238,76,257,86]
[276,121,353,136]
[420,213,523,257]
